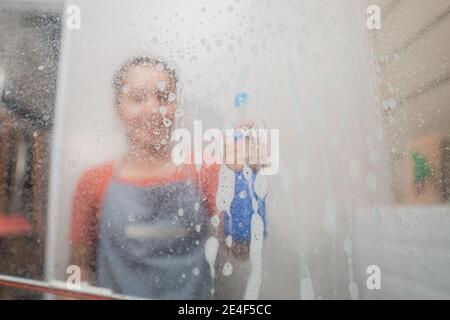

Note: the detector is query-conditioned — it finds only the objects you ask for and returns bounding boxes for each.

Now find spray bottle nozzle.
[234,92,248,108]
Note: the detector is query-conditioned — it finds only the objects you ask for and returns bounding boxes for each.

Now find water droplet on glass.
[211,215,220,228]
[192,267,200,276]
[163,118,172,127]
[222,262,233,276]
[225,235,233,248]
[168,92,176,102]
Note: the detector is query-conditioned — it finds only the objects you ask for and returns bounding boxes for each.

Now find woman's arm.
[71,245,94,283]
[69,163,113,284]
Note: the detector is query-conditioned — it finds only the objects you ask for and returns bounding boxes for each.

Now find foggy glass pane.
[0,0,449,301]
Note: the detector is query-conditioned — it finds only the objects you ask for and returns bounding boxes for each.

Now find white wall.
[354,205,450,299]
[46,0,390,299]
[358,0,450,299]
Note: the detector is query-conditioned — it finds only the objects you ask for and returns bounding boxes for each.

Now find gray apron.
[96,173,212,299]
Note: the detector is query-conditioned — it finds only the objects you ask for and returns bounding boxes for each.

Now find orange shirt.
[70,162,220,247]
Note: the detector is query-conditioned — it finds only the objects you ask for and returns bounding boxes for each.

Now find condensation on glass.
[0,0,449,300]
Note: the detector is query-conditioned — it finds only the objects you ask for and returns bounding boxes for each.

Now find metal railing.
[0,274,141,300]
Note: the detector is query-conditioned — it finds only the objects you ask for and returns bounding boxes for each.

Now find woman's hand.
[224,121,270,173]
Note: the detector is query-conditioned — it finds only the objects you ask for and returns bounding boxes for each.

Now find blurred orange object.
[0,215,32,237]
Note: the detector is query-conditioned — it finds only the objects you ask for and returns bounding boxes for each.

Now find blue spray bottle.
[223,92,268,244]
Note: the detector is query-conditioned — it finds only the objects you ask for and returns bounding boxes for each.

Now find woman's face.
[117,64,177,152]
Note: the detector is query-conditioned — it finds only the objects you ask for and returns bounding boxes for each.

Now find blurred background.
[0,0,449,299]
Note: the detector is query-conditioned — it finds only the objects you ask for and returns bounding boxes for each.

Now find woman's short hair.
[112,56,178,104]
